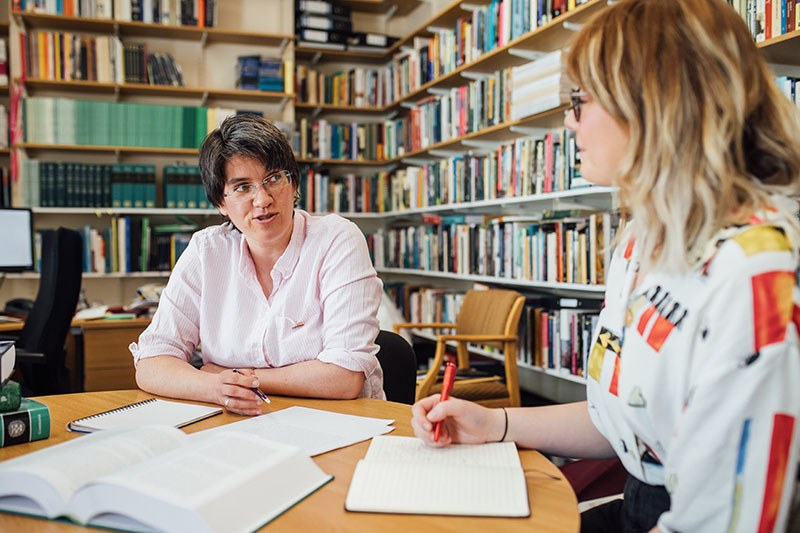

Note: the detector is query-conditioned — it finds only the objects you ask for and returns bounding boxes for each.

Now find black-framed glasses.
[224,170,292,201]
[570,89,588,121]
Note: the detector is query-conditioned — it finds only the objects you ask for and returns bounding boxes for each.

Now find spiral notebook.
[67,398,223,433]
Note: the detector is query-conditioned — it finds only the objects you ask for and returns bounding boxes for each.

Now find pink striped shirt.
[130,210,384,399]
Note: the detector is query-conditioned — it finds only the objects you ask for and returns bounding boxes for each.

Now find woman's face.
[564,91,630,187]
[218,155,296,253]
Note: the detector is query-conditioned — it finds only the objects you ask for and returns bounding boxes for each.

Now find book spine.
[0,399,50,447]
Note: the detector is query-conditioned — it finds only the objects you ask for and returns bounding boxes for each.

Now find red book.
[788,0,796,32]
[766,0,773,40]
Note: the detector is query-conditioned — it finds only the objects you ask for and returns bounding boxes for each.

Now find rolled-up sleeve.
[129,237,202,366]
[315,221,383,379]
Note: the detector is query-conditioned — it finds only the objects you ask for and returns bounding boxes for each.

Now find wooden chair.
[394,289,526,408]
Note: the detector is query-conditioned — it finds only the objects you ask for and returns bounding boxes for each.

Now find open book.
[0,425,332,532]
[345,435,530,517]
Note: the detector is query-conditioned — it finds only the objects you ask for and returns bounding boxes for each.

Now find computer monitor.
[0,208,35,272]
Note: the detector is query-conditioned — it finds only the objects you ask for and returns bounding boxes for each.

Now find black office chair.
[374,330,417,405]
[14,228,83,396]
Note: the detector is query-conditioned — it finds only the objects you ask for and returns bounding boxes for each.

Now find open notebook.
[67,398,222,433]
[345,435,530,517]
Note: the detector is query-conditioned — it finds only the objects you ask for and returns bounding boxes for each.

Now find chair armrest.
[393,322,456,333]
[15,349,46,364]
[436,334,517,343]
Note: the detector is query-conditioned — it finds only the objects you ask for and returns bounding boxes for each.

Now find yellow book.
[284,60,293,95]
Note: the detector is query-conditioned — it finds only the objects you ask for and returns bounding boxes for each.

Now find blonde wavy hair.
[566,0,800,272]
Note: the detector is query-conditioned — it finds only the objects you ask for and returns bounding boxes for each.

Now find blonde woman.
[411,1,800,531]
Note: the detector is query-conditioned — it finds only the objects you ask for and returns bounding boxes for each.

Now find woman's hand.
[411,395,506,447]
[212,368,263,416]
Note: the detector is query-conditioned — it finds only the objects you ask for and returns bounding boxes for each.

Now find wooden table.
[0,390,580,532]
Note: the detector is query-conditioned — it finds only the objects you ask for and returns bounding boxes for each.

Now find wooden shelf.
[295,157,393,166]
[0,148,9,154]
[16,143,198,154]
[4,271,172,279]
[758,30,800,65]
[376,267,607,298]
[32,207,220,216]
[295,46,392,63]
[295,102,390,113]
[315,187,617,220]
[14,12,292,46]
[20,78,294,102]
[334,0,423,16]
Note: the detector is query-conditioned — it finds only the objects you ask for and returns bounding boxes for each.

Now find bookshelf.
[4,0,292,308]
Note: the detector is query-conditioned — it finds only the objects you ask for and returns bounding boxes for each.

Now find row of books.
[236,56,285,93]
[78,217,193,274]
[295,65,388,108]
[367,212,615,286]
[14,0,218,27]
[295,117,406,161]
[296,129,586,214]
[405,68,513,152]
[18,160,209,209]
[518,304,599,375]
[22,97,238,148]
[294,66,577,164]
[20,31,184,86]
[383,0,589,104]
[730,0,799,41]
[776,76,800,107]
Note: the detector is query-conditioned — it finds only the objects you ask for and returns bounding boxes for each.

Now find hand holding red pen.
[433,361,457,442]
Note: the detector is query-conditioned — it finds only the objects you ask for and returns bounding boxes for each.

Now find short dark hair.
[198,114,300,208]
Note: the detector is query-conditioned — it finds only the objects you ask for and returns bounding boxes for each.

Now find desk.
[0,318,150,392]
[0,390,580,532]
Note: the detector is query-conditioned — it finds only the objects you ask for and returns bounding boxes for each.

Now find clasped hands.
[200,362,264,416]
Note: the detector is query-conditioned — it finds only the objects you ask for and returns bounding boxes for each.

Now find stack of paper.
[511,49,571,121]
[197,406,395,456]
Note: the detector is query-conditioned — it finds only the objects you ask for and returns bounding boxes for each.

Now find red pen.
[433,361,457,442]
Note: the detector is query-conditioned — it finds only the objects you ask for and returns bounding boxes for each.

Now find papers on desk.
[345,435,531,517]
[197,406,395,456]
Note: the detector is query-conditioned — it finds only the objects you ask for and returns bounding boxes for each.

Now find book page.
[345,436,529,517]
[197,406,394,456]
[68,430,332,533]
[0,426,186,518]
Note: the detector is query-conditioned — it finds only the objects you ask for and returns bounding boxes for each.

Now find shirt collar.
[272,209,305,279]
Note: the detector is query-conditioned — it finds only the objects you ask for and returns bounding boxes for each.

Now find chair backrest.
[18,227,83,394]
[374,330,417,404]
[455,289,525,349]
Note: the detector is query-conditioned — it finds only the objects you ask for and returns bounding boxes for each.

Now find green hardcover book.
[102,164,113,207]
[0,398,50,448]
[122,164,134,208]
[111,164,123,208]
[195,168,209,209]
[133,165,145,208]
[194,106,207,149]
[144,165,156,208]
[163,165,176,209]
[64,162,76,207]
[54,162,67,208]
[186,168,198,209]
[182,106,196,149]
[176,167,187,209]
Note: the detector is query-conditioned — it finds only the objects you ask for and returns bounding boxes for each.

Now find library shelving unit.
[4,0,292,307]
[293,0,614,403]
